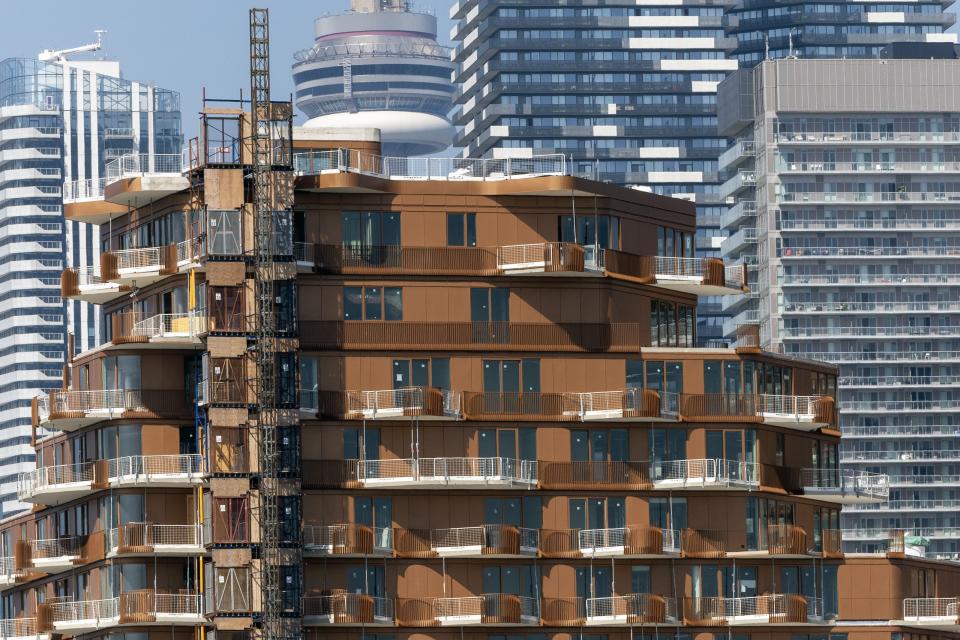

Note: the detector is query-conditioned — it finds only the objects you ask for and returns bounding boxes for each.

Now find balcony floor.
[585,615,678,626]
[72,284,126,304]
[108,472,205,489]
[435,615,539,627]
[31,555,81,572]
[23,481,93,505]
[580,546,680,559]
[760,413,828,430]
[652,276,743,296]
[303,615,394,627]
[360,476,535,489]
[802,487,886,504]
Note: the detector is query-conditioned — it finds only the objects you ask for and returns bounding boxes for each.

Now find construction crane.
[38,30,106,62]
[248,8,301,640]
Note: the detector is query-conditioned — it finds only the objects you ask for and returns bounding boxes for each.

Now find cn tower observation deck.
[293,0,456,156]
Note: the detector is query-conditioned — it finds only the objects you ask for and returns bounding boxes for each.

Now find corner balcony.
[60,267,127,304]
[102,245,177,287]
[496,242,591,275]
[303,593,395,627]
[423,525,539,558]
[720,226,758,256]
[647,257,747,295]
[578,526,679,559]
[44,591,204,632]
[0,618,48,640]
[650,459,759,490]
[685,595,824,626]
[33,389,187,432]
[721,200,757,231]
[17,462,95,505]
[103,153,189,207]
[106,523,204,557]
[565,389,676,421]
[718,139,756,171]
[585,594,678,626]
[678,393,835,431]
[431,594,540,627]
[19,536,86,574]
[681,525,815,559]
[104,454,205,488]
[800,469,889,504]
[351,457,537,489]
[303,524,393,557]
[898,598,960,630]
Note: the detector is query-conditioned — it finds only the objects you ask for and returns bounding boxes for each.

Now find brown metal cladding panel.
[204,169,244,210]
[140,424,182,456]
[839,561,902,620]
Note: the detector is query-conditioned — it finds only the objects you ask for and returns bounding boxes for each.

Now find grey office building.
[718,57,960,557]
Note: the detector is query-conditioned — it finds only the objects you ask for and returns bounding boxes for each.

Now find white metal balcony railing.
[131,313,205,340]
[718,139,755,170]
[585,593,678,623]
[355,457,537,485]
[782,274,959,287]
[774,131,960,144]
[689,594,822,623]
[107,454,204,481]
[36,389,139,423]
[578,527,679,555]
[790,350,960,363]
[779,160,960,173]
[780,246,959,258]
[346,387,426,419]
[780,190,960,204]
[107,523,203,551]
[104,153,183,182]
[800,469,889,499]
[112,246,167,272]
[783,325,958,339]
[0,617,41,638]
[304,593,395,623]
[781,217,960,232]
[842,527,960,541]
[720,201,757,230]
[303,524,393,554]
[840,400,960,413]
[69,266,111,288]
[49,597,119,627]
[902,598,959,622]
[29,536,82,562]
[430,525,539,553]
[433,594,540,624]
[784,301,960,314]
[650,459,759,487]
[17,461,94,499]
[63,178,106,202]
[843,450,960,463]
[847,499,960,511]
[48,593,203,627]
[294,149,566,182]
[176,239,202,266]
[757,394,828,422]
[841,375,960,388]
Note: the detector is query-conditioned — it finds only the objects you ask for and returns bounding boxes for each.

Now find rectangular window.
[364,287,382,320]
[447,212,477,247]
[632,566,651,593]
[344,286,402,321]
[344,287,362,319]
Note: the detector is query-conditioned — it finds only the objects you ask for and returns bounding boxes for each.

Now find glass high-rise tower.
[0,56,180,515]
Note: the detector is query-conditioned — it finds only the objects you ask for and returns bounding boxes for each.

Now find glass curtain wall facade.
[0,57,180,516]
[450,0,739,345]
[718,58,960,558]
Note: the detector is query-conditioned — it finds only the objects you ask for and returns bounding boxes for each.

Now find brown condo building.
[5,101,957,640]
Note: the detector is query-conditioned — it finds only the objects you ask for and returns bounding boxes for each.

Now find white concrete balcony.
[650,458,759,490]
[429,525,538,558]
[578,526,679,559]
[46,592,204,632]
[104,245,176,287]
[106,454,205,488]
[0,147,60,163]
[0,617,48,640]
[344,387,460,420]
[496,242,594,275]
[103,153,189,207]
[125,313,206,348]
[303,524,393,557]
[718,171,756,200]
[720,226,758,256]
[800,469,889,504]
[718,140,755,171]
[899,598,960,630]
[651,257,747,295]
[35,389,135,431]
[61,266,125,304]
[779,190,960,205]
[17,462,94,505]
[585,594,677,626]
[433,594,540,626]
[0,557,21,591]
[757,394,833,429]
[720,200,756,231]
[353,457,537,489]
[779,160,960,174]
[686,595,824,625]
[303,594,394,626]
[774,130,960,145]
[24,536,84,573]
[63,178,106,204]
[0,126,60,142]
[106,523,204,557]
[565,389,676,422]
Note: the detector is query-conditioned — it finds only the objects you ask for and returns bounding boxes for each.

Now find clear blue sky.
[0,0,454,140]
